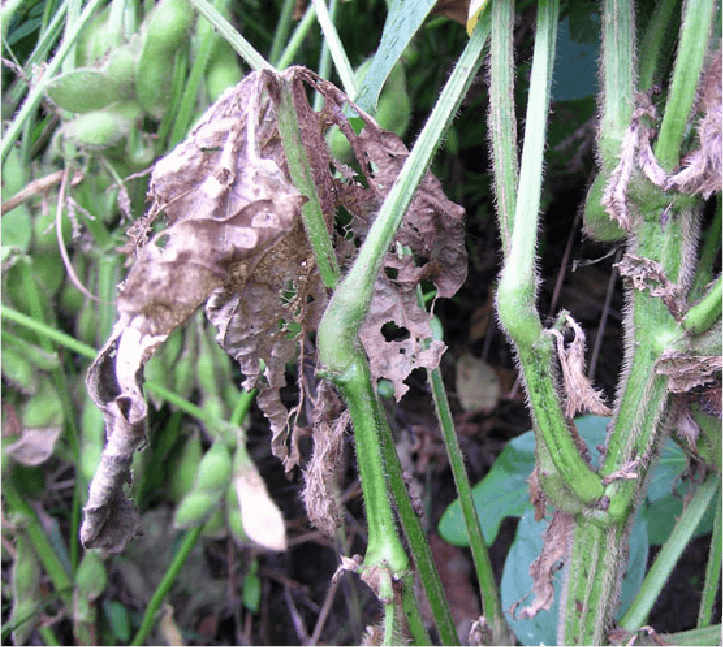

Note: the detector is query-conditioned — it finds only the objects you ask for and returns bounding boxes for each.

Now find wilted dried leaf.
[604,55,722,227]
[83,70,308,551]
[616,254,684,318]
[656,351,723,393]
[302,382,348,537]
[82,66,466,551]
[549,314,612,418]
[666,52,722,198]
[5,428,62,466]
[602,97,659,230]
[511,510,574,620]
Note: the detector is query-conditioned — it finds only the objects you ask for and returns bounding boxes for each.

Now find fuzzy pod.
[201,505,227,539]
[61,104,141,150]
[74,550,107,602]
[205,38,242,103]
[136,0,194,118]
[32,202,73,256]
[30,252,65,298]
[173,326,197,400]
[194,441,233,493]
[21,376,63,430]
[581,173,626,241]
[201,394,227,427]
[46,67,135,114]
[1,346,38,395]
[173,490,220,528]
[167,429,203,504]
[328,58,411,164]
[76,297,98,347]
[74,6,111,66]
[195,324,221,398]
[2,146,32,252]
[11,532,42,645]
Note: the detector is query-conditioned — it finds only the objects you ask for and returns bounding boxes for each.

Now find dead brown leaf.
[549,314,612,418]
[656,351,723,393]
[82,66,466,552]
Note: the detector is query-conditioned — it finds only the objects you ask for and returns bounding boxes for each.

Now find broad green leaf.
[353,0,436,113]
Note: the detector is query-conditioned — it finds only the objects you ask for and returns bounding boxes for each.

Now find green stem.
[664,625,723,646]
[496,0,603,506]
[1,304,96,358]
[342,358,408,571]
[311,0,355,99]
[689,197,721,301]
[698,482,722,628]
[268,0,296,67]
[131,525,204,646]
[312,0,337,112]
[682,275,722,336]
[378,408,458,645]
[488,0,518,256]
[598,0,635,171]
[277,3,317,70]
[654,0,715,172]
[620,475,719,630]
[423,308,512,644]
[637,0,678,93]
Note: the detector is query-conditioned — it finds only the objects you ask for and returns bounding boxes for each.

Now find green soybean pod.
[11,532,42,645]
[136,0,194,118]
[205,38,242,103]
[2,145,32,252]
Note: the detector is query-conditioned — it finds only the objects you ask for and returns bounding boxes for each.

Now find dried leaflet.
[301,382,349,537]
[511,510,574,619]
[82,66,466,551]
[665,52,722,198]
[604,53,722,227]
[83,70,308,551]
[549,314,612,418]
[616,254,684,319]
[656,351,723,393]
[332,127,466,400]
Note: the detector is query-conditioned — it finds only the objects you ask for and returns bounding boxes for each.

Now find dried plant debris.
[616,254,684,318]
[82,67,466,551]
[602,96,660,230]
[301,382,349,537]
[549,314,612,419]
[666,51,722,198]
[604,53,722,226]
[656,351,723,393]
[511,510,574,620]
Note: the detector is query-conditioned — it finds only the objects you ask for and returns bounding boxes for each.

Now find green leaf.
[439,416,610,546]
[439,416,690,547]
[353,0,436,113]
